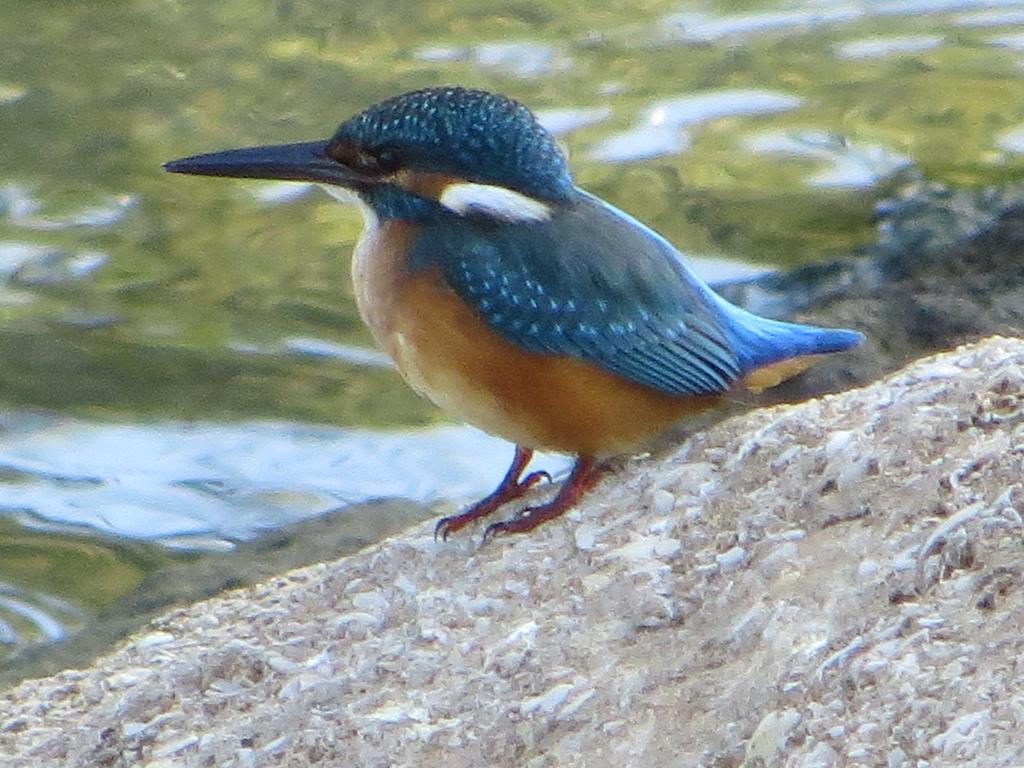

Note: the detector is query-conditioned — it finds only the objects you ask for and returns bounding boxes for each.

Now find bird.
[165,86,863,540]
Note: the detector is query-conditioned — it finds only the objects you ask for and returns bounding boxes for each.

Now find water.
[2,0,1024,661]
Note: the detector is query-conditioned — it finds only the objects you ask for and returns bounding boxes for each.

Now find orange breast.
[351,220,721,456]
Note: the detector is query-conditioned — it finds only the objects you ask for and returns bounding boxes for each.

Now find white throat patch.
[319,184,379,230]
[438,182,552,223]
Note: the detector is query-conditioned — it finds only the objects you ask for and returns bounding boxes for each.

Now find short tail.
[717,302,864,390]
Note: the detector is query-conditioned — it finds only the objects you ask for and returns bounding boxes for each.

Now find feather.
[410,190,742,396]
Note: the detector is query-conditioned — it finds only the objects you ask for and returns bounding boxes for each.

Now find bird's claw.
[433,467,553,542]
[482,504,542,542]
[482,519,510,542]
[434,513,475,542]
[433,517,452,542]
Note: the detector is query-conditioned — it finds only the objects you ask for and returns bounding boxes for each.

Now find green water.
[2,0,1024,664]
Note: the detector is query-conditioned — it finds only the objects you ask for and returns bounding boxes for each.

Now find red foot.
[483,456,602,540]
[434,446,550,540]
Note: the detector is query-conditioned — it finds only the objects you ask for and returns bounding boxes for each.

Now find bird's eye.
[367,146,400,173]
[326,139,400,176]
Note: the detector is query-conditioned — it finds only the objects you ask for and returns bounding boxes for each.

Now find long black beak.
[164,140,365,187]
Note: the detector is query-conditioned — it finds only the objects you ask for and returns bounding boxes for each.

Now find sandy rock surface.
[2,337,1023,768]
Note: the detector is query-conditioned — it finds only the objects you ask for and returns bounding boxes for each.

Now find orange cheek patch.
[388,170,460,199]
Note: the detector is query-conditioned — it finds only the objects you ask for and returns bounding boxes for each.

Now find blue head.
[164,87,575,219]
[328,87,574,203]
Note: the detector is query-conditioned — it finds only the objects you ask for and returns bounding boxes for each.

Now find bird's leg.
[434,446,551,540]
[484,456,602,539]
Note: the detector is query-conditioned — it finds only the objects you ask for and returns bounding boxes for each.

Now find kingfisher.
[165,86,863,540]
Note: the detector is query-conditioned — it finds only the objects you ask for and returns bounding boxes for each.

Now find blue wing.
[408,188,863,395]
[409,190,742,395]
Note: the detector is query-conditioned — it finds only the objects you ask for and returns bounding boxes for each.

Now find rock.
[1,337,1023,767]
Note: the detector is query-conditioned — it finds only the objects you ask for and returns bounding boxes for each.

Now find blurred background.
[2,0,1024,673]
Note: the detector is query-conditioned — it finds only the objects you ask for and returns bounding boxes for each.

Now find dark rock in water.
[718,181,1024,401]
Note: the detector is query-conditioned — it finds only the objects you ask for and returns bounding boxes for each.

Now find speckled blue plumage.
[407,189,861,396]
[333,87,574,203]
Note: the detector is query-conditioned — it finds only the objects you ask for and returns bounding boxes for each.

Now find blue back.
[577,191,864,375]
[402,189,859,395]
[404,189,861,396]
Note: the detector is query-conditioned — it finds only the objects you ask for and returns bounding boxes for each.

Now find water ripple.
[834,35,946,59]
[591,89,801,163]
[745,130,914,190]
[0,413,571,548]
